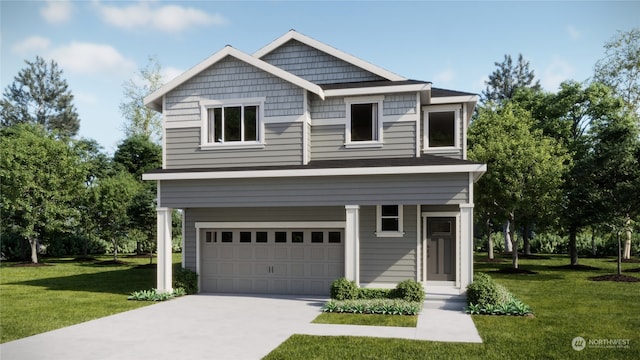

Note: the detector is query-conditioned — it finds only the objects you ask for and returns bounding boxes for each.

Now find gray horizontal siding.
[360,205,417,284]
[383,93,417,116]
[166,56,304,118]
[261,40,385,84]
[165,123,303,169]
[311,122,415,160]
[183,207,345,272]
[309,93,417,120]
[160,173,469,208]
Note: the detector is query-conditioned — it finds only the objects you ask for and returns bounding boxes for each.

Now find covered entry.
[422,212,461,285]
[196,222,345,295]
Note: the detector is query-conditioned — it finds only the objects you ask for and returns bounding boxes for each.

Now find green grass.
[265,255,640,360]
[312,313,418,327]
[0,254,181,343]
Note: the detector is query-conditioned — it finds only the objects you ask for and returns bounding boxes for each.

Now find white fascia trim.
[324,83,430,98]
[254,30,406,81]
[142,164,488,181]
[195,221,346,229]
[429,95,478,105]
[144,46,325,111]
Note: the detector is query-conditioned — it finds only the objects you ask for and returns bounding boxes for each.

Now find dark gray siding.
[359,205,417,284]
[160,173,469,209]
[165,123,303,169]
[311,122,415,160]
[183,207,345,271]
[261,40,385,84]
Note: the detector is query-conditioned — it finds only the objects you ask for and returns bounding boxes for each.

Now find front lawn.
[313,313,418,327]
[0,254,181,343]
[265,255,640,359]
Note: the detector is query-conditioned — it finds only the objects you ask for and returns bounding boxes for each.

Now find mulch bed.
[588,274,640,282]
[10,262,53,267]
[493,268,538,275]
[551,264,601,271]
[625,268,640,273]
[135,264,157,269]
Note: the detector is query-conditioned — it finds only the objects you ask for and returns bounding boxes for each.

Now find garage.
[199,227,344,295]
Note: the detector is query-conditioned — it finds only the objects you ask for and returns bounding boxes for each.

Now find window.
[292,231,304,243]
[200,98,264,148]
[256,232,268,243]
[376,205,404,237]
[240,231,252,243]
[328,231,342,243]
[311,232,324,243]
[424,105,460,150]
[345,96,383,147]
[205,231,215,243]
[221,231,233,243]
[275,232,287,243]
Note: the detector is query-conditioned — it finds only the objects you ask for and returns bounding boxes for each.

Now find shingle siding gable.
[261,40,386,84]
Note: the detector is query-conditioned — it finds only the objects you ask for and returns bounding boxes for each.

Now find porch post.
[345,205,360,285]
[156,207,173,293]
[459,203,474,289]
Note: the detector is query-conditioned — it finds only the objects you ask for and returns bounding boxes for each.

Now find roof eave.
[324,83,431,97]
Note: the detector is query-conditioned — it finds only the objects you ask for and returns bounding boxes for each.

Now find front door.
[426,217,456,281]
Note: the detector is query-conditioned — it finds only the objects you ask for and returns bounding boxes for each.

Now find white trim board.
[195,221,346,229]
[143,163,487,181]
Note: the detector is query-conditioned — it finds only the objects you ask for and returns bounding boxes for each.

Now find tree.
[90,172,141,261]
[113,134,162,181]
[594,28,640,119]
[0,124,83,263]
[1,56,80,138]
[120,56,164,143]
[482,54,541,105]
[468,102,568,268]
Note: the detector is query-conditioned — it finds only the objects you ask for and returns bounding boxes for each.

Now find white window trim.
[375,205,405,237]
[200,98,266,150]
[345,95,384,148]
[423,104,461,152]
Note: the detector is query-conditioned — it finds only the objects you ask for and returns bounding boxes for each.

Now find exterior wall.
[309,93,417,119]
[164,55,306,169]
[311,122,416,160]
[359,205,417,284]
[261,40,385,84]
[166,123,303,169]
[183,207,345,271]
[160,173,469,209]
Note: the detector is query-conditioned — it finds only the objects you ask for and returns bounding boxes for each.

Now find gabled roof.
[253,30,407,82]
[144,45,326,112]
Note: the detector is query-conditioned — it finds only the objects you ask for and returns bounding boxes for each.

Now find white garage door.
[200,228,344,295]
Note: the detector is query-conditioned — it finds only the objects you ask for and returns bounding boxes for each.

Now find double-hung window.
[423,104,460,151]
[376,205,404,237]
[345,96,384,148]
[200,98,264,149]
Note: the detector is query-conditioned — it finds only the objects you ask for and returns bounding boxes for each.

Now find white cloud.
[74,91,98,105]
[566,25,580,40]
[93,1,228,33]
[541,57,575,91]
[11,36,51,56]
[41,0,73,24]
[434,68,455,85]
[48,42,136,76]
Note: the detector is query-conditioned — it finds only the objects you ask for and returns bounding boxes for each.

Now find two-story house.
[143,30,486,296]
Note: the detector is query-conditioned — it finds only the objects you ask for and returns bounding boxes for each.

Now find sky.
[1,1,639,153]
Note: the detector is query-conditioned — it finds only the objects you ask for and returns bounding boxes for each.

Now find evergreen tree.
[482,54,541,105]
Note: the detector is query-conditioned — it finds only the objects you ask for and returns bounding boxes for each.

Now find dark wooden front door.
[427,217,456,281]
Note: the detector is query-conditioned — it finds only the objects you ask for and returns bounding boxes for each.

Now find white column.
[459,203,474,290]
[156,207,173,293]
[344,205,360,285]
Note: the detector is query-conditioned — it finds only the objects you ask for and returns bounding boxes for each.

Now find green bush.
[322,299,422,315]
[127,288,185,301]
[357,288,395,300]
[395,279,425,302]
[466,273,510,307]
[330,278,359,300]
[173,267,198,295]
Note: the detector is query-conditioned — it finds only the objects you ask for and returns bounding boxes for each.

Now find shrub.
[128,288,185,301]
[173,267,198,295]
[395,279,425,302]
[330,278,358,300]
[466,273,510,307]
[357,288,395,300]
[322,299,422,315]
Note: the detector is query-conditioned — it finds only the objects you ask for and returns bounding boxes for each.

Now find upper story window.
[424,104,461,151]
[376,205,404,237]
[200,98,265,149]
[345,96,384,148]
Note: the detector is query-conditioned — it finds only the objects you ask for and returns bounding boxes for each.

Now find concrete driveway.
[1,294,481,360]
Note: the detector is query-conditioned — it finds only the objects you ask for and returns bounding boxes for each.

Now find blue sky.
[2,1,638,153]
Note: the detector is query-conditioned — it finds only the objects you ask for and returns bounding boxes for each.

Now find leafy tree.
[90,172,141,261]
[0,124,83,263]
[1,56,80,138]
[594,28,640,118]
[113,134,162,181]
[120,56,164,143]
[482,54,541,105]
[469,102,568,268]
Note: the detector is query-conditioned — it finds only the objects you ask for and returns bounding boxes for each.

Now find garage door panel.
[273,248,288,259]
[221,247,234,259]
[310,248,324,260]
[238,263,252,276]
[255,247,269,259]
[290,263,304,277]
[290,247,305,260]
[238,247,252,259]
